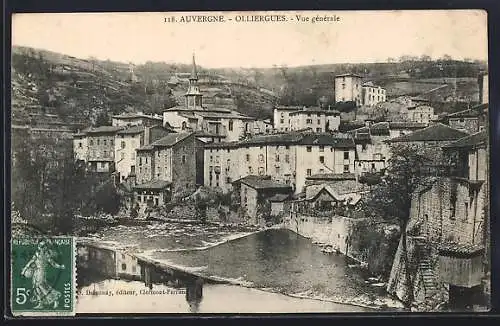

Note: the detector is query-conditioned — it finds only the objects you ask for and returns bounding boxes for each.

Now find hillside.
[11,46,486,127]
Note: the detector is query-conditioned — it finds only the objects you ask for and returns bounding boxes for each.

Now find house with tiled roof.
[203,131,356,195]
[385,123,469,164]
[134,132,205,205]
[388,129,490,307]
[112,112,163,127]
[232,175,293,224]
[441,103,488,134]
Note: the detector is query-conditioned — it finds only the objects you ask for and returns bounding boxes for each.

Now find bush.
[350,219,400,278]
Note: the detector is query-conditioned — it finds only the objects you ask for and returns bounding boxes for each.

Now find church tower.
[185,53,203,109]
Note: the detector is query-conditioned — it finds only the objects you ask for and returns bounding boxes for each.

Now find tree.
[365,144,444,310]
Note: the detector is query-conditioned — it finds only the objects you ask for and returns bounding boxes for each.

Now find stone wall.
[283,214,366,260]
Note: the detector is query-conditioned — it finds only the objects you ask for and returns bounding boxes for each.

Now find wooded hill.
[11,46,487,126]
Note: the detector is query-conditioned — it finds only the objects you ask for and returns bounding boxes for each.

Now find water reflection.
[186,278,204,313]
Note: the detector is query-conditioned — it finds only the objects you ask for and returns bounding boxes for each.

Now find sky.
[12,10,488,68]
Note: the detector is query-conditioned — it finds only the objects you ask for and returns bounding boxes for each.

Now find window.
[342,83,346,89]
[276,155,280,162]
[121,141,126,149]
[248,166,253,174]
[122,263,127,271]
[103,150,107,157]
[121,152,125,160]
[317,119,321,124]
[361,143,367,151]
[343,165,349,173]
[210,155,213,163]
[145,157,148,164]
[182,155,187,164]
[258,167,264,175]
[464,202,469,221]
[90,139,94,145]
[280,119,284,124]
[306,146,312,152]
[97,139,100,145]
[306,119,313,124]
[275,166,280,174]
[157,151,160,157]
[316,128,322,133]
[103,139,107,146]
[246,154,250,162]
[216,174,220,187]
[258,154,265,163]
[139,157,142,165]
[319,169,324,174]
[319,156,325,164]
[78,142,82,148]
[132,266,136,273]
[228,120,234,131]
[344,151,349,160]
[285,145,289,150]
[306,169,312,176]
[215,156,220,164]
[285,154,290,163]
[182,121,187,130]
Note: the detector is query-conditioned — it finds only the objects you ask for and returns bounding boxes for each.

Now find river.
[77,224,403,313]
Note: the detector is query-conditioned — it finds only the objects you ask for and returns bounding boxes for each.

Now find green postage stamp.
[10,236,76,316]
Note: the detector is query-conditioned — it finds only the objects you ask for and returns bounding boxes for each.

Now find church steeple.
[190,53,198,80]
[185,52,202,109]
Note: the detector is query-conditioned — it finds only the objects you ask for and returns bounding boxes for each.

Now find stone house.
[288,107,341,132]
[203,131,356,195]
[334,73,363,106]
[232,175,293,225]
[111,112,163,127]
[114,125,174,182]
[385,123,470,164]
[133,180,172,208]
[84,126,123,173]
[135,132,204,198]
[441,103,488,135]
[407,105,437,124]
[361,81,387,106]
[387,130,489,309]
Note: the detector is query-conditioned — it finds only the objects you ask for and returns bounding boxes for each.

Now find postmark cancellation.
[10,236,77,316]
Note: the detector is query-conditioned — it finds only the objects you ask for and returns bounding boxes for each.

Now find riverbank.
[78,225,404,312]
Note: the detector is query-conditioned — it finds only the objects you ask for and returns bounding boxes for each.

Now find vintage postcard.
[9,10,489,315]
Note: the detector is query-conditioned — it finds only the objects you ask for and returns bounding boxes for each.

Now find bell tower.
[185,53,203,109]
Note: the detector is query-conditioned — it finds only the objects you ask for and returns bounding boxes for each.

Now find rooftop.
[268,193,291,202]
[83,126,124,134]
[117,125,145,135]
[289,108,341,116]
[442,130,488,149]
[133,180,172,190]
[387,123,469,143]
[446,103,488,119]
[112,113,162,121]
[335,73,363,78]
[388,121,428,129]
[233,175,292,191]
[437,242,484,258]
[274,105,305,111]
[307,173,357,181]
[150,132,193,147]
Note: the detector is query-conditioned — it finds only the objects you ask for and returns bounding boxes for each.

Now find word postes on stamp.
[11,236,76,316]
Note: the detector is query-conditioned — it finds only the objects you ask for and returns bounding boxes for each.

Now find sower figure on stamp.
[21,240,65,309]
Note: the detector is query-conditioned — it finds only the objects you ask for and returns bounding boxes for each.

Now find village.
[11,52,490,313]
